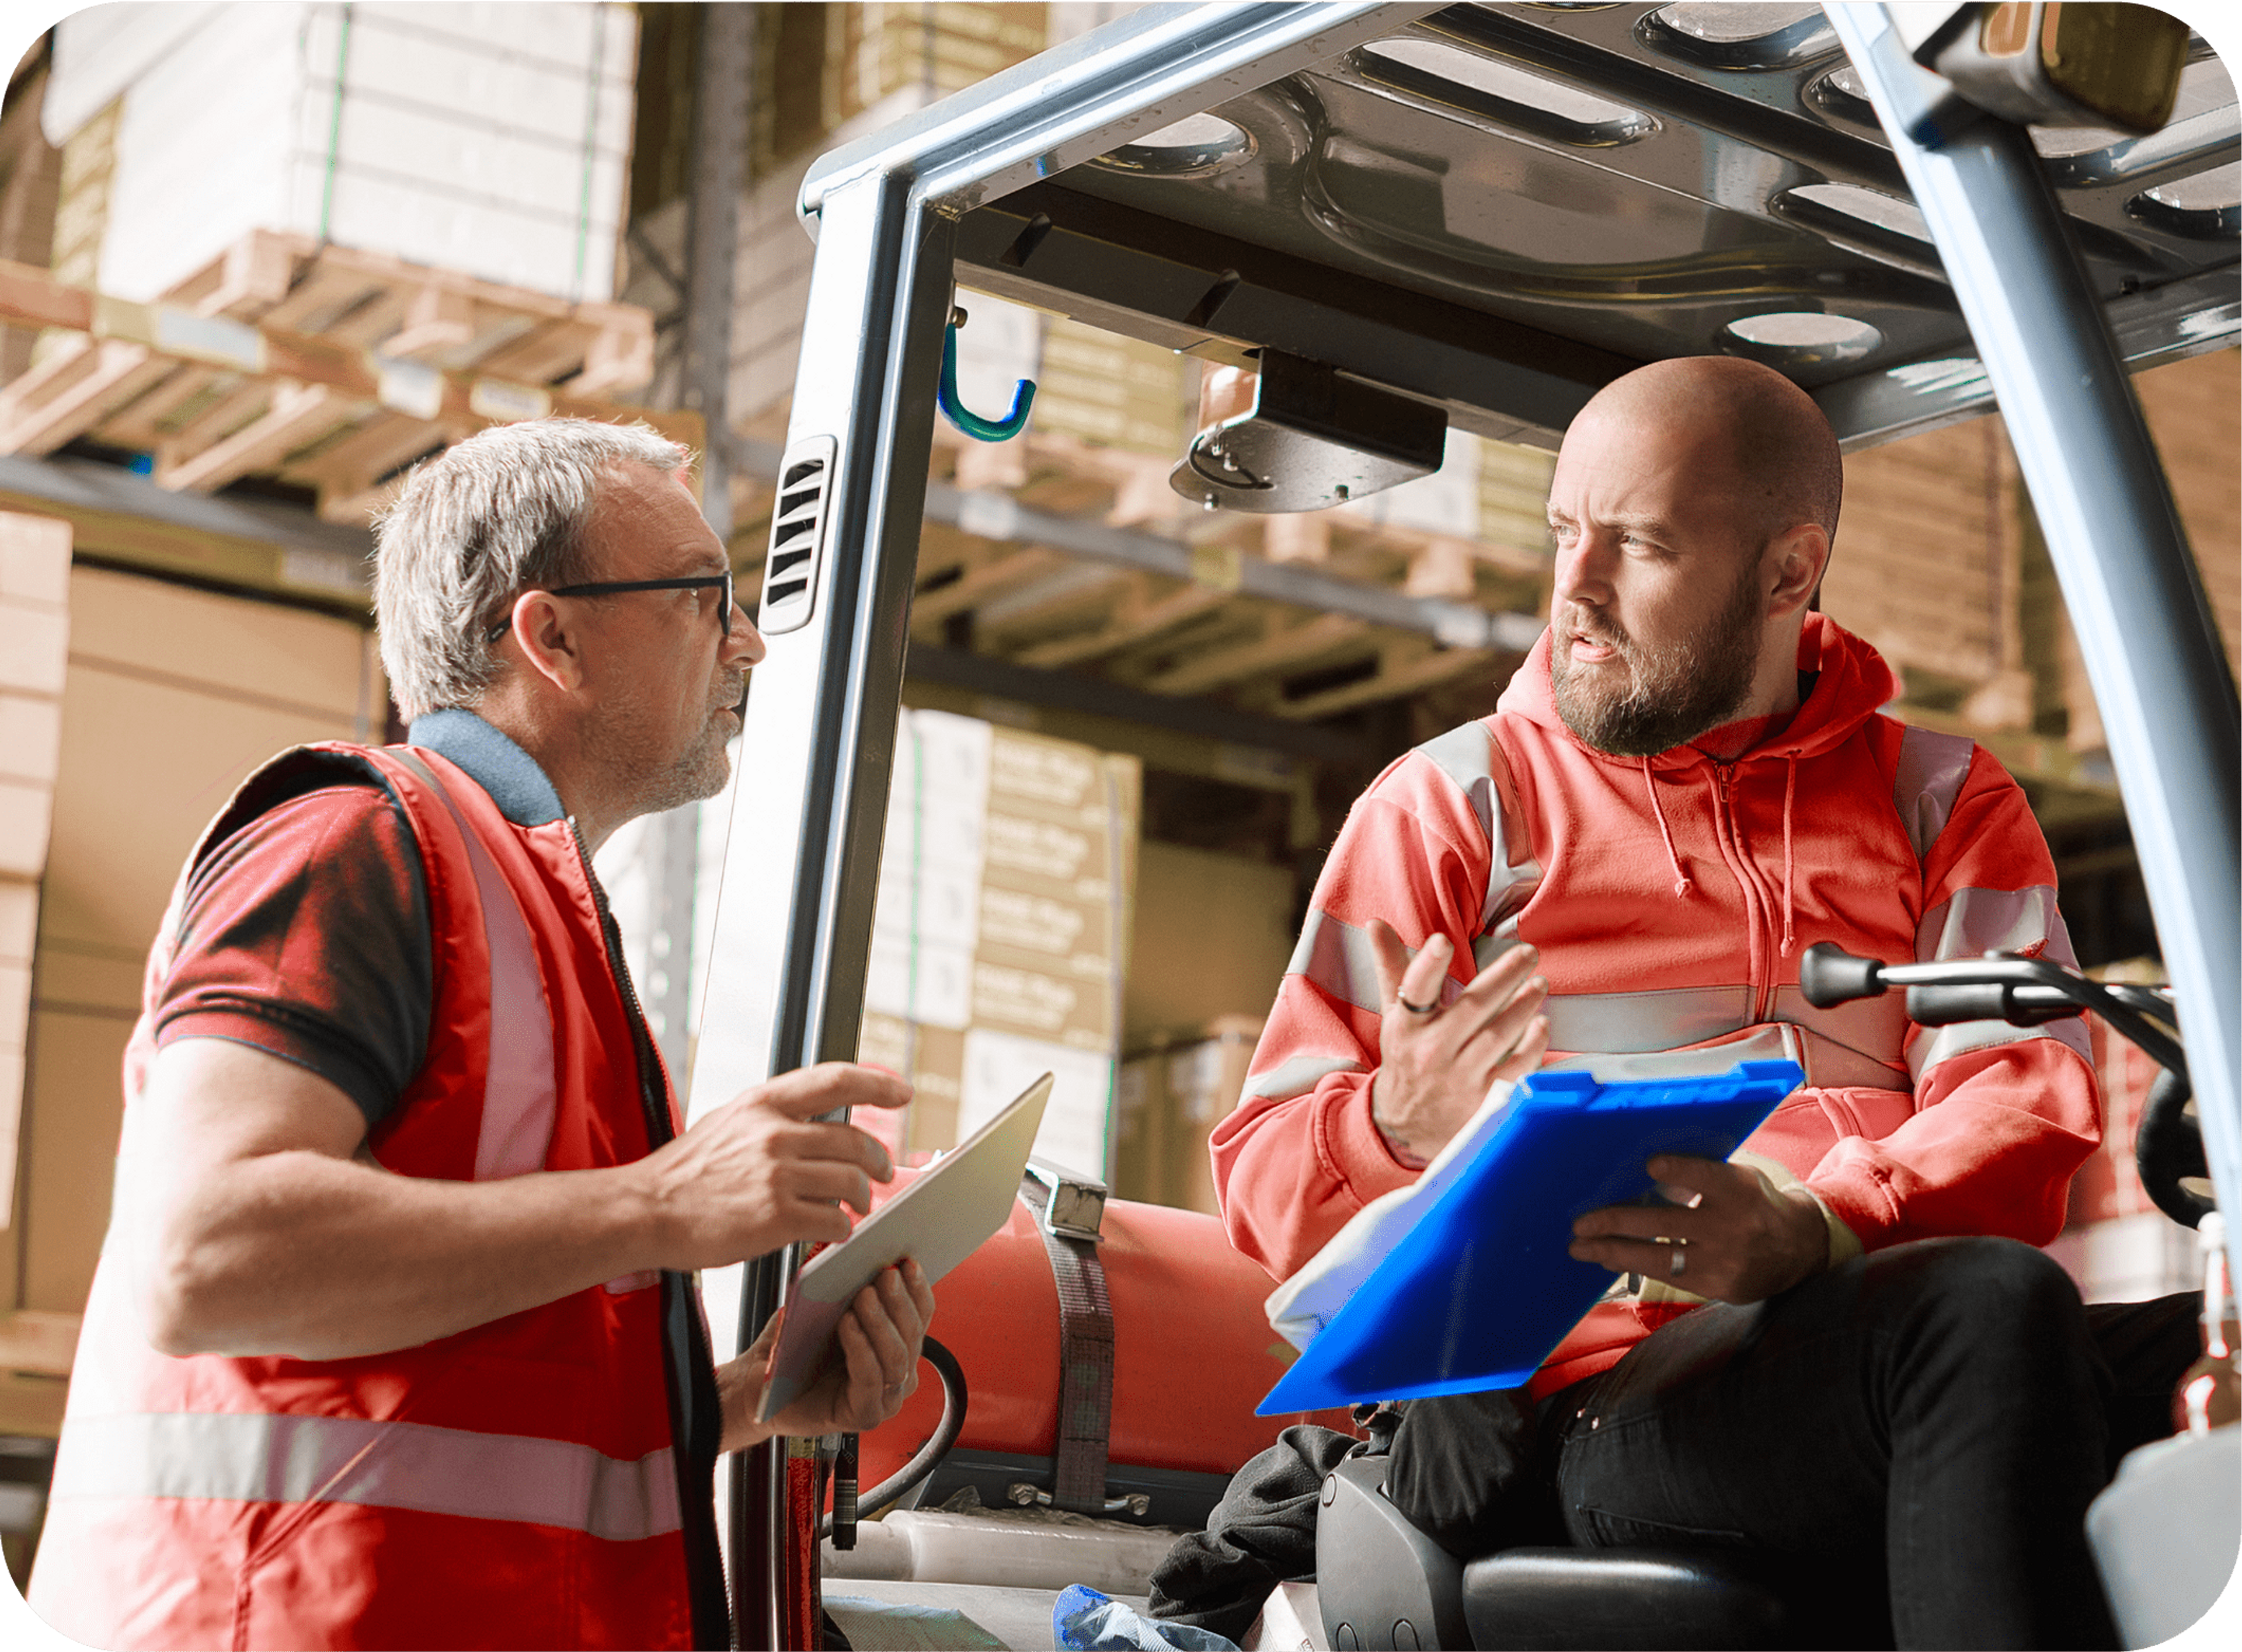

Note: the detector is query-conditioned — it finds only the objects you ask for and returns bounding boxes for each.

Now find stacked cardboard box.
[1475,438,1559,565]
[1032,317,1196,458]
[860,709,1140,1180]
[41,4,636,305]
[1115,1016,1263,1217]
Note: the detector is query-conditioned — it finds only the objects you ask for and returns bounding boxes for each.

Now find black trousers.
[1385,1237,2201,1650]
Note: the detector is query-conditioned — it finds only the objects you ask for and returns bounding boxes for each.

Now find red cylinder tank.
[855,1173,1354,1494]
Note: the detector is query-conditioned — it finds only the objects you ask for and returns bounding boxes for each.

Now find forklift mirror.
[1923,1,2191,135]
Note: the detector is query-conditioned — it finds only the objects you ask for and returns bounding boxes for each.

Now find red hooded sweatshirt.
[1213,614,2098,1395]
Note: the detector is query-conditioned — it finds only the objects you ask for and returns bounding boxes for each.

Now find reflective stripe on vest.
[393,752,653,1294]
[392,750,558,1181]
[50,1412,681,1542]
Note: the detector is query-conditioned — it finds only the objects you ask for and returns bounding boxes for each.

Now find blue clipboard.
[1257,1059,1804,1414]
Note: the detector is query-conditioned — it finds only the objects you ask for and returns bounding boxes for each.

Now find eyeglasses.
[485,571,736,646]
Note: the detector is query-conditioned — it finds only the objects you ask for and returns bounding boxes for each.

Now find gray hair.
[373,417,692,720]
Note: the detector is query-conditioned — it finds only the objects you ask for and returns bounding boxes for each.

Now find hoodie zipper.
[1708,763,1778,1024]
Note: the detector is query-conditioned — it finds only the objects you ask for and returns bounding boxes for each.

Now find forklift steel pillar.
[684,8,1435,1643]
[1832,7,2242,1243]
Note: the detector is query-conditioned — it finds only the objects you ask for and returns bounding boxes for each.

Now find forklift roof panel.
[806,4,2239,450]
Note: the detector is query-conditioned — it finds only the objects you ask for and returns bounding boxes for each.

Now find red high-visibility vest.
[30,742,729,1651]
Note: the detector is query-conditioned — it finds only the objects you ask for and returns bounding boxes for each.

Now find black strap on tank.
[1018,1174,1115,1514]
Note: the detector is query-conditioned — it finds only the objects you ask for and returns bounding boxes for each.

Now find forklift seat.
[1316,1455,1799,1651]
[1458,1548,1793,1651]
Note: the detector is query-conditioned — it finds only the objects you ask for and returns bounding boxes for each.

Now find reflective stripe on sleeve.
[1285,909,1397,1015]
[1286,904,1523,1019]
[1914,884,2073,966]
[1413,722,1542,933]
[1241,1053,1362,1102]
[1908,883,2092,1079]
[1892,725,1976,860]
[394,751,558,1181]
[1472,931,1524,973]
[1910,1014,2093,1081]
[49,1412,681,1542]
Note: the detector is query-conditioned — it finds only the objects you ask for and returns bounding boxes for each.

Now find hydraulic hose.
[819,1334,968,1539]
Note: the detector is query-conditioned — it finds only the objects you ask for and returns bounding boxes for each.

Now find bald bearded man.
[1211,359,2198,1648]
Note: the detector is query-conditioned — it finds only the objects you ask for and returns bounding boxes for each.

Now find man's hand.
[718,1260,937,1452]
[1569,1156,1829,1304]
[1366,922,1548,1165]
[635,1063,910,1273]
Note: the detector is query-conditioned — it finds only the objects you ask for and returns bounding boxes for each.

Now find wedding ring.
[1668,1245,1688,1280]
[1397,995,1438,1015]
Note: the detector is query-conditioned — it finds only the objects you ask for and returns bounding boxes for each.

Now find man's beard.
[1551,559,1765,757]
[636,724,735,815]
[592,682,744,820]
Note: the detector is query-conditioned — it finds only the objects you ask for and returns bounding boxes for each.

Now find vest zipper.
[564,817,732,1651]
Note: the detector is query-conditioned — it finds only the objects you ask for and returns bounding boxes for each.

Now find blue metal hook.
[938,310,1035,442]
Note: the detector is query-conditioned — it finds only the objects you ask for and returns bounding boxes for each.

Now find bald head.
[1572,357,1842,543]
[1545,357,1843,752]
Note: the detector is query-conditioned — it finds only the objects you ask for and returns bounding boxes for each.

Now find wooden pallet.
[0,231,658,522]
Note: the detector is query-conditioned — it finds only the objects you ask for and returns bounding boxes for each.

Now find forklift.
[684,5,2240,1647]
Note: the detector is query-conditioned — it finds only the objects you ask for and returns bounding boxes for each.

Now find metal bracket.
[1023,1158,1108,1243]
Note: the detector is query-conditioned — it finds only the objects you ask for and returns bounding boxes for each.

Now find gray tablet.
[756,1073,1052,1424]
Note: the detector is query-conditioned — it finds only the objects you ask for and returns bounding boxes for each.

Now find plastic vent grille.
[758,435,836,635]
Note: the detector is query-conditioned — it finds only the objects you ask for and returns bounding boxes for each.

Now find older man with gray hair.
[31,419,929,1651]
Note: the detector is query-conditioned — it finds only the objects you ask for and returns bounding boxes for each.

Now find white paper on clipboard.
[755,1073,1052,1424]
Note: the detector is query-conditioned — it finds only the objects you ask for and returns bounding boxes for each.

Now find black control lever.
[1798,954,2205,1226]
[1904,982,2082,1027]
[1798,945,2184,1077]
[1804,943,2081,1026]
[1798,942,1885,1008]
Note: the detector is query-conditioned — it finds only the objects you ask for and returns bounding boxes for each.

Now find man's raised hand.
[1366,919,1548,1166]
[635,1062,908,1271]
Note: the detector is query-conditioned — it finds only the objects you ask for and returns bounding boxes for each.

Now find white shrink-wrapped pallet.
[44,2,635,304]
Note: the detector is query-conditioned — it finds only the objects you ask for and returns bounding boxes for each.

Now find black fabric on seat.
[1460,1548,1792,1650]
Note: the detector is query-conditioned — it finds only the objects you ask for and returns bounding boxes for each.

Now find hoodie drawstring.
[1778,755,1798,957]
[1640,757,1693,899]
